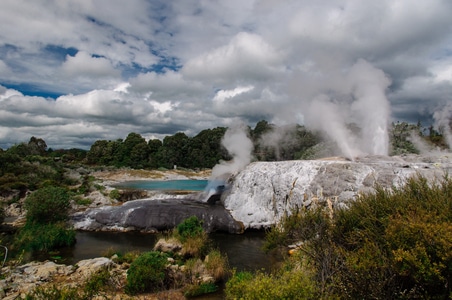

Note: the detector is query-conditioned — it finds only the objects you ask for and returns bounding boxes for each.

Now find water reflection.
[210,231,282,272]
[57,231,282,272]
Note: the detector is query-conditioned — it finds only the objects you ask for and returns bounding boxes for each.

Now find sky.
[0,0,452,150]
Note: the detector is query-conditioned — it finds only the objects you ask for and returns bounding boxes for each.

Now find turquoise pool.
[113,179,209,191]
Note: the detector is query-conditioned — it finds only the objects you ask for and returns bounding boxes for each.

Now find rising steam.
[202,123,254,202]
[299,59,391,159]
[433,102,452,150]
[211,123,254,178]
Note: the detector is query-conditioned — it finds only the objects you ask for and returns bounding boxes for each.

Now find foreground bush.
[14,186,75,256]
[125,251,169,295]
[14,222,76,252]
[176,215,204,242]
[256,175,452,299]
[332,176,452,298]
[24,186,71,224]
[175,215,209,257]
[225,257,317,300]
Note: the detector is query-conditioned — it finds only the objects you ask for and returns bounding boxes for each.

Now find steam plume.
[433,102,452,150]
[211,123,254,178]
[300,59,391,159]
[202,123,254,203]
[258,124,299,160]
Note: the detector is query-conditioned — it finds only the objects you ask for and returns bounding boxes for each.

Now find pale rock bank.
[223,154,452,229]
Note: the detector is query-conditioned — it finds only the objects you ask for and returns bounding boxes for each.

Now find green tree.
[130,142,150,169]
[159,132,189,168]
[86,140,109,165]
[187,127,226,168]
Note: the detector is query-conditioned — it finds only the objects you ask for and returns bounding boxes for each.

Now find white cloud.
[129,70,205,99]
[0,0,451,149]
[150,100,174,114]
[183,32,284,84]
[61,51,119,78]
[213,85,254,103]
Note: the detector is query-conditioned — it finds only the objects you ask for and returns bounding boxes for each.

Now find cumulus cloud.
[183,32,284,84]
[61,51,119,77]
[213,86,254,103]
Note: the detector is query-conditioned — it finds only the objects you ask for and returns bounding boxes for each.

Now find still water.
[113,179,209,191]
[57,231,282,273]
[55,180,282,298]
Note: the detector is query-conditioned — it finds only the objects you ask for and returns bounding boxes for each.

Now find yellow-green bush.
[333,176,452,298]
[205,249,229,281]
[125,251,168,295]
[225,260,317,300]
[257,175,452,299]
[174,216,209,257]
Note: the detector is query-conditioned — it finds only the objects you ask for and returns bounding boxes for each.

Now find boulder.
[72,198,244,234]
[74,257,114,279]
[154,238,183,253]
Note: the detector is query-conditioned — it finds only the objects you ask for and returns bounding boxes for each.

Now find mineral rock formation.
[223,154,452,229]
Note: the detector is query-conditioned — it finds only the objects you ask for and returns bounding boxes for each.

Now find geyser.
[299,59,391,159]
[434,102,452,150]
[202,123,254,203]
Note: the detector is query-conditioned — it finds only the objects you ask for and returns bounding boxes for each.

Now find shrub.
[180,232,209,257]
[261,175,452,299]
[102,248,140,264]
[25,269,119,300]
[225,263,317,300]
[74,196,92,206]
[83,268,120,297]
[176,216,204,242]
[109,189,120,200]
[15,222,76,252]
[24,186,71,224]
[125,251,169,295]
[331,176,452,298]
[174,216,209,257]
[25,285,85,300]
[204,249,229,281]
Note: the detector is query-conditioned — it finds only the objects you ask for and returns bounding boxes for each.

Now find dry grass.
[93,168,211,182]
[204,250,229,281]
[181,232,208,257]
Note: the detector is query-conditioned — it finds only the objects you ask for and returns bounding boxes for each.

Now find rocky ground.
[92,168,211,185]
[0,168,213,299]
[0,237,217,299]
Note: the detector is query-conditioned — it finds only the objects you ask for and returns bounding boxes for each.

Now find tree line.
[84,121,322,169]
[1,120,449,172]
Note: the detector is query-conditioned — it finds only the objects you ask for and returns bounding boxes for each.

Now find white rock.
[223,155,452,229]
[75,257,114,278]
